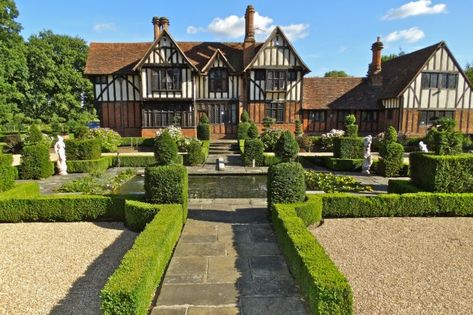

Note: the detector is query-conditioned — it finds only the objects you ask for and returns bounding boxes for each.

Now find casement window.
[265,102,285,123]
[337,111,352,122]
[421,72,458,89]
[206,103,237,124]
[287,70,297,82]
[266,71,286,91]
[142,104,194,128]
[208,68,228,93]
[151,68,181,91]
[254,70,266,81]
[419,110,455,126]
[309,110,326,123]
[95,76,107,84]
[361,111,378,122]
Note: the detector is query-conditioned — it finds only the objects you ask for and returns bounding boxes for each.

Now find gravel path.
[311,218,473,315]
[0,222,137,315]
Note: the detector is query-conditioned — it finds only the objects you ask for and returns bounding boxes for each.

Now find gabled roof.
[379,42,443,99]
[201,49,236,73]
[243,27,311,73]
[303,77,382,110]
[132,29,199,72]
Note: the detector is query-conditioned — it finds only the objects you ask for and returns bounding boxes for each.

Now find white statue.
[54,136,68,175]
[362,135,373,175]
[419,141,429,153]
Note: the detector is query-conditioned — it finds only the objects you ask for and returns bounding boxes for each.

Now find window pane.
[421,73,430,89]
[448,74,458,89]
[430,73,438,88]
[438,74,448,89]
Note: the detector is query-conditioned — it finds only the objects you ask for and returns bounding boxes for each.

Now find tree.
[382,50,405,63]
[324,70,349,78]
[465,63,473,84]
[23,30,95,126]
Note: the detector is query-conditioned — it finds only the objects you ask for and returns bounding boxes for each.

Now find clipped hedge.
[0,194,127,223]
[101,204,183,315]
[237,122,251,140]
[243,139,265,166]
[154,132,179,165]
[378,142,404,177]
[66,138,102,160]
[113,155,156,167]
[387,180,422,194]
[333,137,364,159]
[19,144,54,179]
[120,137,154,147]
[0,154,15,192]
[197,123,210,141]
[145,165,188,222]
[267,162,305,208]
[67,157,113,174]
[124,200,161,232]
[0,182,40,199]
[323,157,363,172]
[185,140,206,166]
[295,201,323,226]
[309,193,473,218]
[410,153,473,192]
[272,203,353,314]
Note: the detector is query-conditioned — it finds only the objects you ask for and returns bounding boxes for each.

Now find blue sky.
[15,0,471,76]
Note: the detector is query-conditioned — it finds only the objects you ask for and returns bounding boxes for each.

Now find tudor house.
[84,5,473,138]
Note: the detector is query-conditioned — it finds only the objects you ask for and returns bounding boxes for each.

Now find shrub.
[264,154,281,167]
[294,119,303,137]
[101,205,183,315]
[333,137,364,159]
[84,128,121,153]
[410,153,473,192]
[19,144,54,180]
[272,203,353,314]
[274,131,299,162]
[323,158,363,171]
[0,154,15,192]
[295,202,322,226]
[0,182,40,199]
[65,139,102,160]
[297,135,316,152]
[247,122,259,139]
[384,126,398,145]
[260,128,283,152]
[387,180,422,194]
[321,129,345,151]
[145,165,188,222]
[268,162,305,207]
[344,114,358,137]
[262,116,275,129]
[4,133,23,154]
[67,157,113,174]
[305,170,371,192]
[378,142,404,177]
[243,139,265,166]
[237,122,251,140]
[197,121,210,141]
[124,200,161,232]
[25,124,44,145]
[113,155,156,167]
[241,110,250,123]
[185,139,205,166]
[120,137,154,147]
[154,131,179,165]
[434,131,463,155]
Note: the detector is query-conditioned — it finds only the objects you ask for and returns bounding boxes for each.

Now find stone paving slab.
[152,199,307,314]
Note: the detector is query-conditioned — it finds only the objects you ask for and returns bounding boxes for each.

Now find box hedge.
[67,157,113,174]
[19,144,54,179]
[243,139,265,166]
[410,153,473,192]
[387,180,422,194]
[101,204,183,315]
[0,182,40,199]
[145,165,188,222]
[124,200,161,232]
[185,140,206,166]
[267,162,305,208]
[323,157,363,172]
[295,201,323,226]
[378,142,404,177]
[120,137,154,147]
[272,203,353,314]
[0,154,15,192]
[333,137,364,159]
[113,155,156,167]
[66,138,102,160]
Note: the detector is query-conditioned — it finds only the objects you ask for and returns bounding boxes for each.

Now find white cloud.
[338,45,348,53]
[187,11,309,42]
[93,23,116,32]
[383,0,447,20]
[385,27,425,43]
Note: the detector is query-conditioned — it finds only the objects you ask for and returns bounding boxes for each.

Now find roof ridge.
[382,41,443,65]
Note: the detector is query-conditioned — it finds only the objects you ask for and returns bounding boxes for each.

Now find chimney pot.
[371,36,384,75]
[152,16,160,40]
[160,17,170,31]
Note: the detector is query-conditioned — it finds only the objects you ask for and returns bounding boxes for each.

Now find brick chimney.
[152,16,160,40]
[244,5,255,44]
[160,17,170,31]
[370,36,384,86]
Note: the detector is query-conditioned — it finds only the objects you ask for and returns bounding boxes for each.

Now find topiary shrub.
[145,165,188,221]
[344,114,358,137]
[0,154,15,192]
[185,139,205,166]
[65,139,102,160]
[237,122,251,140]
[378,142,404,177]
[333,137,364,159]
[19,143,54,179]
[25,124,44,145]
[267,162,305,208]
[295,202,322,226]
[384,126,398,145]
[241,110,250,123]
[197,114,210,141]
[247,122,259,139]
[154,131,179,165]
[274,130,299,162]
[294,119,303,137]
[84,128,121,153]
[260,128,283,152]
[263,116,276,130]
[243,139,265,166]
[434,131,463,155]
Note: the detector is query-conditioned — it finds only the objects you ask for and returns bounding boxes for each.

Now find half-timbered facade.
[84,6,473,138]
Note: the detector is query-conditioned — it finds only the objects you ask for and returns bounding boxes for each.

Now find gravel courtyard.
[311,217,473,315]
[0,222,137,315]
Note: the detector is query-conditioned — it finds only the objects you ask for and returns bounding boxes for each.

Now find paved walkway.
[152,199,307,315]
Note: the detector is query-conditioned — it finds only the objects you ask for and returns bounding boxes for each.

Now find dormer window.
[151,68,181,91]
[209,68,228,92]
